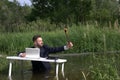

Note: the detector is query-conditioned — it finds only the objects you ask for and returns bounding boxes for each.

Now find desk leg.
[8,76,12,80]
[20,61,23,73]
[20,60,24,79]
[56,63,59,77]
[8,61,12,77]
[61,63,65,77]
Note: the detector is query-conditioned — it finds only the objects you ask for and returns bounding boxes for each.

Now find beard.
[36,43,43,48]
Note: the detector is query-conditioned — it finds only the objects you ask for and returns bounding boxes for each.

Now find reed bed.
[0,24,120,55]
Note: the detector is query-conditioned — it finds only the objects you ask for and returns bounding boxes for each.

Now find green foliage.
[0,57,8,73]
[0,1,120,79]
[11,19,58,32]
[0,0,119,32]
[90,0,119,23]
[64,53,120,80]
[0,24,120,55]
[30,0,92,25]
[28,0,119,25]
[89,54,120,80]
[0,0,31,32]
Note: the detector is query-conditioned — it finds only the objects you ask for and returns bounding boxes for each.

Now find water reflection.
[4,56,87,80]
[31,73,67,80]
[7,71,67,80]
[32,73,55,80]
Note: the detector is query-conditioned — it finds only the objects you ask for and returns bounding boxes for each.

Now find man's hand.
[66,42,73,49]
[19,53,26,57]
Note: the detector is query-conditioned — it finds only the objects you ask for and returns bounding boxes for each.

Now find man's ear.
[33,41,36,45]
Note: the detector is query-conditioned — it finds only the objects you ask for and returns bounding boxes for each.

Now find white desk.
[6,56,67,77]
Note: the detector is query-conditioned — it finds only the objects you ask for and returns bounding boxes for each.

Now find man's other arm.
[46,42,73,53]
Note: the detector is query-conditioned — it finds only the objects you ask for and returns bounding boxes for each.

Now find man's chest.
[40,47,48,57]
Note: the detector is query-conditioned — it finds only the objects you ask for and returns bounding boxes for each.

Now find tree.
[0,0,31,32]
[90,0,119,23]
[30,0,92,25]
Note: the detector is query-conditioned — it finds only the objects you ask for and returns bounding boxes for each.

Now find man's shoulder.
[43,45,49,48]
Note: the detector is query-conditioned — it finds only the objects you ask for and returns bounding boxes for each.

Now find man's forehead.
[37,37,42,40]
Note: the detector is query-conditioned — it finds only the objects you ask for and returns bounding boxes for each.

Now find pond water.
[0,53,120,80]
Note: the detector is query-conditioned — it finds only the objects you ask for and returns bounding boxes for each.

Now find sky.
[9,0,32,6]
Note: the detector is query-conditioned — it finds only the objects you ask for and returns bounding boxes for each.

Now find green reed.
[0,24,120,55]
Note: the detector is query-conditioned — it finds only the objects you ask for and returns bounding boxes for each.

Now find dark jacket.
[18,45,65,73]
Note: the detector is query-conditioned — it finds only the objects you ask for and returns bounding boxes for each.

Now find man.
[18,35,73,74]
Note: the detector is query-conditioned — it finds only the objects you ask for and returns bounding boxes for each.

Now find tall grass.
[0,24,120,55]
[62,53,120,80]
[89,53,120,80]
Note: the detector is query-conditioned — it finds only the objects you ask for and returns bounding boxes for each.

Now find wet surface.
[0,56,87,80]
[1,53,120,80]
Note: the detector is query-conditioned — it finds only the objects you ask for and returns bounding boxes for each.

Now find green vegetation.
[1,53,120,80]
[0,0,120,80]
[64,53,120,80]
[0,24,120,55]
[0,0,120,32]
[30,0,119,25]
[1,23,120,80]
[89,53,120,80]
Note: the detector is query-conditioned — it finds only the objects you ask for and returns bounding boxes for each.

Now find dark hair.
[32,35,41,42]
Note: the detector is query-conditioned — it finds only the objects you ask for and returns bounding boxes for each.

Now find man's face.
[34,37,43,47]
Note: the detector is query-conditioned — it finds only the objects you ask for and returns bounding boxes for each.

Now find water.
[0,53,120,80]
[0,55,90,80]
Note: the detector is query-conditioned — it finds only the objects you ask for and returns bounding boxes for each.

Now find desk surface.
[6,56,67,63]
